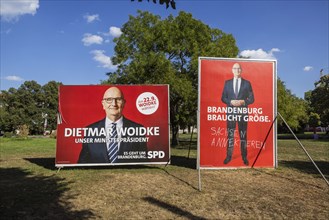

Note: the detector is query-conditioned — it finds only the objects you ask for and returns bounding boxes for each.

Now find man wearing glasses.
[78,87,148,164]
[221,63,255,166]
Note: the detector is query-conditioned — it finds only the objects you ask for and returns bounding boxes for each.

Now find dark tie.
[235,79,239,98]
[108,123,118,163]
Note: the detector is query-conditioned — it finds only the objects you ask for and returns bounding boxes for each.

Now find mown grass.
[0,136,328,219]
[278,132,328,140]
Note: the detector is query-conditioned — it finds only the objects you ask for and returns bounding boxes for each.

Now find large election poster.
[56,85,170,167]
[198,58,277,169]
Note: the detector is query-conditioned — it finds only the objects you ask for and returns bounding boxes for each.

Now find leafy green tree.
[0,88,18,132]
[131,0,176,9]
[308,112,321,135]
[42,81,61,131]
[103,11,238,145]
[0,80,61,135]
[14,81,44,134]
[307,74,329,127]
[277,78,308,132]
[1,84,36,134]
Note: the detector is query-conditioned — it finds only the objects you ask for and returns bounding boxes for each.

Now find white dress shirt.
[233,77,241,95]
[105,117,123,149]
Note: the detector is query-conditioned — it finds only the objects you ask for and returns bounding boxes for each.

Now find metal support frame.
[277,112,329,186]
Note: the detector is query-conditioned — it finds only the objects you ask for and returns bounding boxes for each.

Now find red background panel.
[56,85,169,165]
[199,58,276,168]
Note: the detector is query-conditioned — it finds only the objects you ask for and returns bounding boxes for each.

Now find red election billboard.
[198,58,277,169]
[55,85,170,167]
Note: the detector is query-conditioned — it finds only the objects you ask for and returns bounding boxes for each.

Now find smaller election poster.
[198,57,277,169]
[55,85,170,167]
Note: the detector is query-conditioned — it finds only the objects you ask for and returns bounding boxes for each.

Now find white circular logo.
[136,92,159,115]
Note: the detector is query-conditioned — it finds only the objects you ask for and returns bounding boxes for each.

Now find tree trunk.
[171,124,179,146]
[313,127,318,139]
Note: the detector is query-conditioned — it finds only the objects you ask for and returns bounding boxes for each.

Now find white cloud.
[108,26,122,38]
[4,75,24,81]
[303,66,313,72]
[84,14,100,23]
[0,0,39,22]
[270,48,280,53]
[90,50,116,69]
[239,48,280,59]
[82,33,103,46]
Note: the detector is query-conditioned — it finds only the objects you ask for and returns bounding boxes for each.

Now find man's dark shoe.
[243,158,249,166]
[223,157,231,164]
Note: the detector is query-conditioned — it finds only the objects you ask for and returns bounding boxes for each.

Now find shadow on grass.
[143,197,207,220]
[160,156,199,191]
[0,168,96,219]
[24,157,157,170]
[280,160,329,178]
[24,155,197,170]
[24,157,57,170]
[169,155,196,169]
[161,167,199,191]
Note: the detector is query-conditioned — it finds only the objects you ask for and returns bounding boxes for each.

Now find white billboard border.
[197,57,278,171]
[55,84,171,169]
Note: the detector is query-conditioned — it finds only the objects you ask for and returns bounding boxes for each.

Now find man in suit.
[78,87,147,164]
[221,63,254,165]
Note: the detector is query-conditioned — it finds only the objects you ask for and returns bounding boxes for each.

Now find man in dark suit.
[78,87,147,164]
[221,63,254,165]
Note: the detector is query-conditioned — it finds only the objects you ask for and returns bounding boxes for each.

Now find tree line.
[2,77,326,139]
[0,81,60,135]
[1,11,327,141]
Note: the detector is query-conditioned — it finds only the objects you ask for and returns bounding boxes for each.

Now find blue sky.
[1,0,328,98]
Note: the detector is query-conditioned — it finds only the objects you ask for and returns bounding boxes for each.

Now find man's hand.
[230,100,245,107]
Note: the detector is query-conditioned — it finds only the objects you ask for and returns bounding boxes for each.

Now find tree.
[131,0,176,9]
[308,112,321,136]
[306,74,329,127]
[0,88,18,132]
[42,81,62,131]
[12,81,44,134]
[103,11,238,145]
[1,82,43,134]
[277,78,308,132]
[0,80,61,135]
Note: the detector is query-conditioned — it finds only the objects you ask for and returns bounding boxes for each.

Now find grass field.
[1,137,328,219]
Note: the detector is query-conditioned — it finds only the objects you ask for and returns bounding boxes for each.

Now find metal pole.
[278,112,329,186]
[198,167,202,191]
[251,115,277,168]
[187,125,195,159]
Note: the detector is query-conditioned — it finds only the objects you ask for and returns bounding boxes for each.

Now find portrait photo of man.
[221,63,255,165]
[78,86,148,164]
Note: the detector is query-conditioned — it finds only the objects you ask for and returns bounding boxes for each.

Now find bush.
[49,130,57,139]
[17,124,29,139]
[3,132,14,138]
